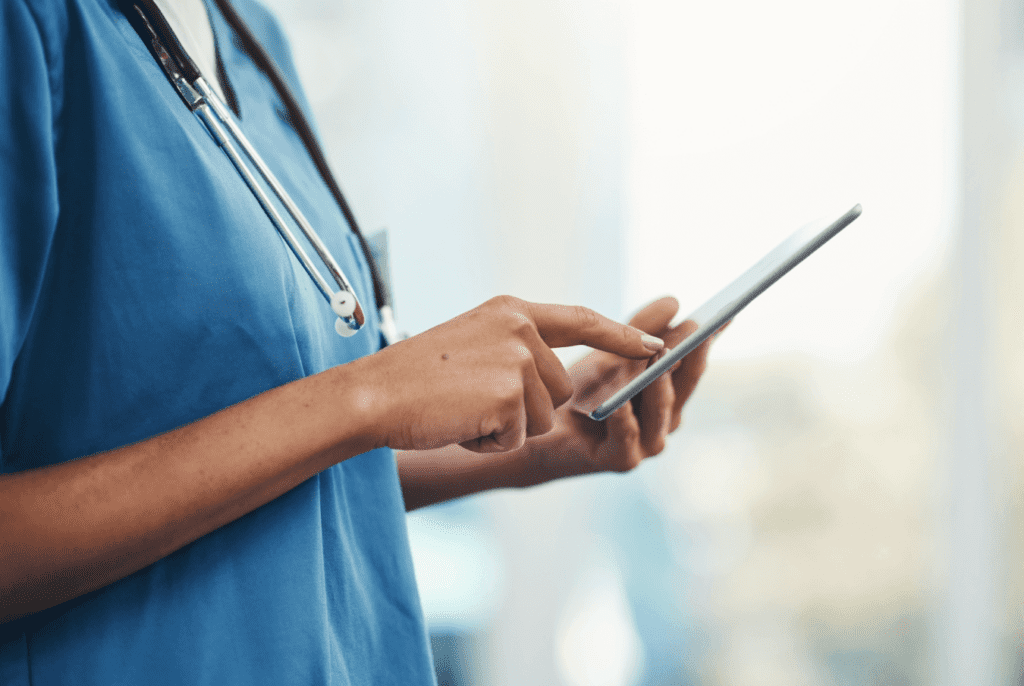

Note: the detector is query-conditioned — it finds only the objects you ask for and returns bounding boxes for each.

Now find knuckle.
[483,295,531,330]
[509,312,534,337]
[489,294,521,310]
[621,324,634,349]
[571,305,601,332]
[550,384,574,408]
[487,299,532,336]
[509,343,533,366]
[490,295,527,323]
[488,376,523,407]
[499,417,527,450]
[478,413,503,438]
[549,369,574,407]
[502,376,524,403]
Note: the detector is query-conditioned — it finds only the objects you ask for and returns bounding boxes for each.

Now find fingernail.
[641,333,664,351]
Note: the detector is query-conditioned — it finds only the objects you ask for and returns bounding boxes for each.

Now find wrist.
[320,358,390,456]
[508,438,551,489]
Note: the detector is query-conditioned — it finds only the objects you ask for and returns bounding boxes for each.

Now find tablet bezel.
[588,204,863,422]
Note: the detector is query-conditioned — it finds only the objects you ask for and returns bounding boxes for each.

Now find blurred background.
[261,0,1023,682]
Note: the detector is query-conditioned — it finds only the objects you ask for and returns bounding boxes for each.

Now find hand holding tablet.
[588,204,863,421]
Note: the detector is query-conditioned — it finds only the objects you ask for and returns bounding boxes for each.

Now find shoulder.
[0,0,129,108]
[0,0,72,133]
[0,0,66,28]
[0,0,69,66]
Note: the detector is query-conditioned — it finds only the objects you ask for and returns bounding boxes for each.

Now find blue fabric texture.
[0,0,436,682]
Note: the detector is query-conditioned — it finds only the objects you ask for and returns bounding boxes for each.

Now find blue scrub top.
[0,0,436,683]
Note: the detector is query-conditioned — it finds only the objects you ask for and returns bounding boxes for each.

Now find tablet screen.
[587,204,863,421]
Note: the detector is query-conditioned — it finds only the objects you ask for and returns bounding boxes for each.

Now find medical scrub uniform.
[0,0,436,682]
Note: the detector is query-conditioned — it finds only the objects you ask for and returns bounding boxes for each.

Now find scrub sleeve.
[0,0,437,683]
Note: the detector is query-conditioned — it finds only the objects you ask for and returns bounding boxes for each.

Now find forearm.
[0,294,665,619]
[396,407,605,510]
[0,362,377,623]
[396,442,551,511]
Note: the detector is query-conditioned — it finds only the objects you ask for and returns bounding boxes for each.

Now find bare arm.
[0,296,660,623]
[0,362,377,623]
[396,443,543,511]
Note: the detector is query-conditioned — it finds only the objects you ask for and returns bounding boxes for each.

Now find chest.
[2,0,380,467]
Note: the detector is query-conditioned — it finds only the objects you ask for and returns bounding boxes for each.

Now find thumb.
[528,303,664,359]
[628,296,680,335]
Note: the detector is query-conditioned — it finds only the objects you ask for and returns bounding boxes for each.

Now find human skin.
[0,296,671,623]
[397,296,713,510]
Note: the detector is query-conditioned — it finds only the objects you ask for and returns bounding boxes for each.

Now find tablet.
[588,204,863,422]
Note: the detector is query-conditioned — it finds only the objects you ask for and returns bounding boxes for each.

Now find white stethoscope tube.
[177,73,364,336]
[129,0,370,338]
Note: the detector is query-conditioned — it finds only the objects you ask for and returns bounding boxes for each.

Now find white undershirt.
[152,0,226,103]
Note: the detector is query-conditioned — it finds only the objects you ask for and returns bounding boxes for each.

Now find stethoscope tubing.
[193,78,365,332]
[124,0,367,336]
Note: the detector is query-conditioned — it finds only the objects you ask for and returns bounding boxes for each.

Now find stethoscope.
[120,0,397,341]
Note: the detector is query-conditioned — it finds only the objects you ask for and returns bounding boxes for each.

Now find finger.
[528,302,663,359]
[604,404,645,472]
[519,328,575,408]
[658,319,700,431]
[636,363,674,456]
[663,319,699,349]
[491,401,528,451]
[669,335,711,431]
[522,359,557,437]
[460,401,527,453]
[628,296,680,336]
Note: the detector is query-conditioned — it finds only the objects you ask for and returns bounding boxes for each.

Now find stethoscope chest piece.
[123,0,381,339]
[331,291,358,337]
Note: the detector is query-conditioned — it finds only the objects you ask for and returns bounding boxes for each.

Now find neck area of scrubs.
[151,0,226,103]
